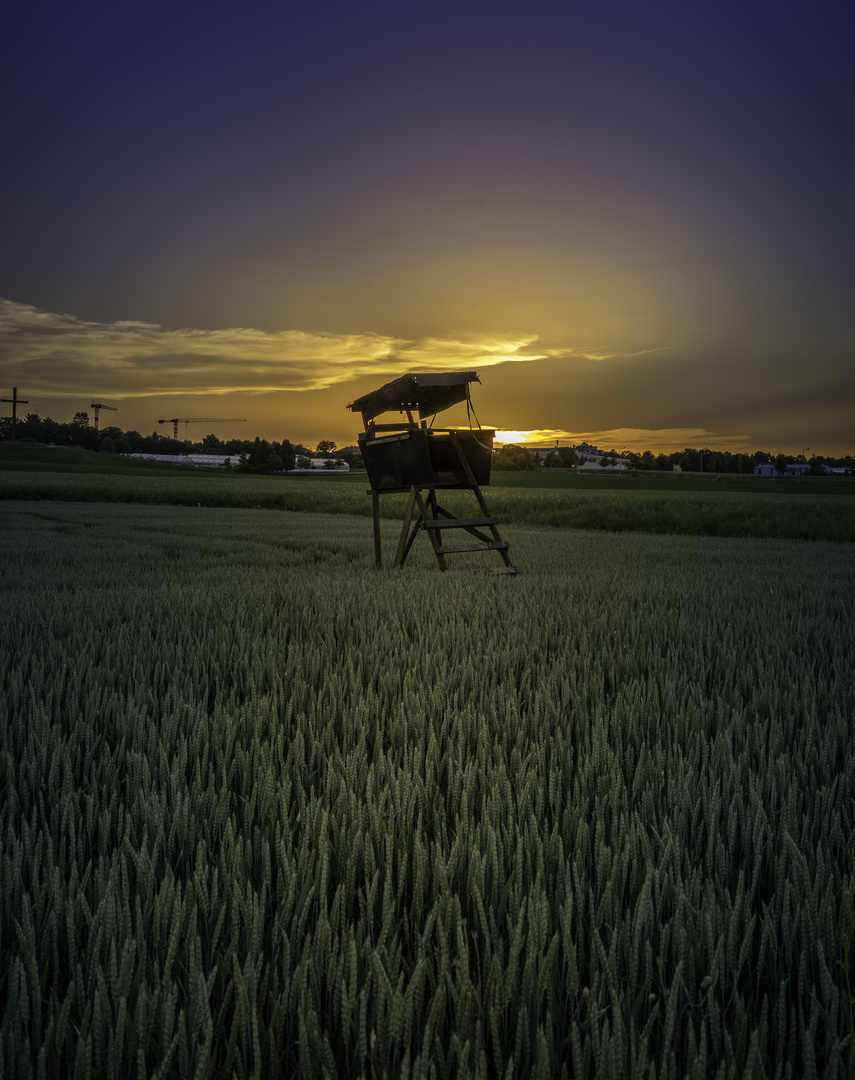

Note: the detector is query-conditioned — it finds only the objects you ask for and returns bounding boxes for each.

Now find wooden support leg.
[371,490,382,568]
[414,487,447,571]
[394,486,418,567]
[399,514,423,567]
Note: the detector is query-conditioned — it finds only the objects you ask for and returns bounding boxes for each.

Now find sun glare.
[495,430,530,444]
[494,429,568,445]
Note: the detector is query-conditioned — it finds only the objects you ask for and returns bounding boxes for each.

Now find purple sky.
[2,0,853,452]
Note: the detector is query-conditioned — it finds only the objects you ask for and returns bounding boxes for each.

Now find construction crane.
[158,417,247,440]
[90,403,118,430]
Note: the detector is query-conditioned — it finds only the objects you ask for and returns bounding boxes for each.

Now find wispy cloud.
[572,346,674,362]
[0,299,669,402]
[0,300,563,399]
[495,427,751,450]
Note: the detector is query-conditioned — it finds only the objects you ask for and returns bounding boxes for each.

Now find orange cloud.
[0,300,560,399]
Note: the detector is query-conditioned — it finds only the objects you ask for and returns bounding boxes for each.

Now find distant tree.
[132,431,165,454]
[18,413,46,441]
[201,433,225,453]
[233,437,290,473]
[156,436,186,454]
[494,445,536,470]
[707,452,725,473]
[277,439,297,472]
[31,415,53,442]
[33,415,59,442]
[734,453,753,474]
[316,439,337,456]
[340,449,364,470]
[247,438,272,472]
[99,435,117,454]
[773,453,788,476]
[296,456,312,469]
[71,411,89,427]
[65,421,100,450]
[543,446,578,468]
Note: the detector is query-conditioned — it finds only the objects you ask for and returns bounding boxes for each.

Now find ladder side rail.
[449,432,513,567]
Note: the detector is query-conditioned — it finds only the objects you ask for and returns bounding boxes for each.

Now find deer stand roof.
[347,372,519,575]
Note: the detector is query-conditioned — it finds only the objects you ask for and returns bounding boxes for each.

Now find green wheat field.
[1,498,854,1078]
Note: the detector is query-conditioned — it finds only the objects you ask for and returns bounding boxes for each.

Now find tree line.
[3,411,852,474]
[494,443,854,473]
[0,412,362,474]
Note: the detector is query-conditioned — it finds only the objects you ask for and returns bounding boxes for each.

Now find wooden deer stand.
[347,372,519,575]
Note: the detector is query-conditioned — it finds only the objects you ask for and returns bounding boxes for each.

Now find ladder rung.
[424,516,499,529]
[436,540,510,554]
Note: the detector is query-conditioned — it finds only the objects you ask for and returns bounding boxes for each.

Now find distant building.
[522,441,630,469]
[753,463,777,475]
[573,443,629,470]
[289,459,350,473]
[128,452,242,467]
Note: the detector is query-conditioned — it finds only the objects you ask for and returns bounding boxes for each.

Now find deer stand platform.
[347,372,519,575]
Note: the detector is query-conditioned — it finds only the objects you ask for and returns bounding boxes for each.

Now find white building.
[524,442,628,469]
[289,459,350,473]
[128,453,242,467]
[573,443,629,470]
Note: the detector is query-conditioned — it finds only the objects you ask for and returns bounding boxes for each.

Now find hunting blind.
[347,372,519,574]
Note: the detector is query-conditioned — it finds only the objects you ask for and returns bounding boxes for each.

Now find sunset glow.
[1,5,852,454]
[494,430,570,446]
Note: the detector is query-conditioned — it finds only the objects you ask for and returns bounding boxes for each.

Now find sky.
[1,0,853,454]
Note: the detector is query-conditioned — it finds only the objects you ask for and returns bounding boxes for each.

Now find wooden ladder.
[393,432,519,574]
